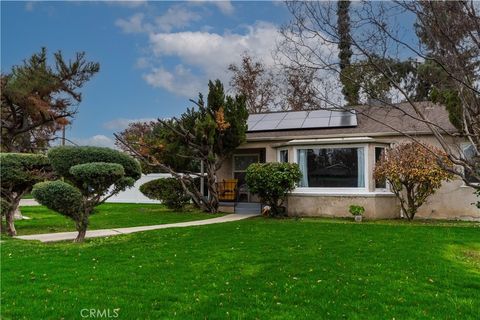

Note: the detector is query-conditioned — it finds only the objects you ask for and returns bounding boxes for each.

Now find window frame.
[277,148,289,163]
[373,145,389,191]
[292,144,369,194]
[461,142,479,187]
[232,153,260,174]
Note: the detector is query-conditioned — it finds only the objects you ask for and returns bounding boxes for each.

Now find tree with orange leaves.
[1,48,99,152]
[374,143,454,220]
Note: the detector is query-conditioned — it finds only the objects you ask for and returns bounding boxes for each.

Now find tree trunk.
[6,210,17,236]
[74,210,90,243]
[5,196,22,236]
[74,227,87,243]
[205,162,219,213]
[13,206,24,220]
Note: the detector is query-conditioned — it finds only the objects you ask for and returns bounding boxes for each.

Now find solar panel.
[262,112,288,120]
[308,110,331,118]
[275,119,305,130]
[302,117,330,128]
[284,111,308,119]
[252,120,282,131]
[246,109,357,132]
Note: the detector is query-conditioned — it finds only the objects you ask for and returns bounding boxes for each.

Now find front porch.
[216,147,266,214]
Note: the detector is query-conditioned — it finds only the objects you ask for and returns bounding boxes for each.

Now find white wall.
[106,173,170,204]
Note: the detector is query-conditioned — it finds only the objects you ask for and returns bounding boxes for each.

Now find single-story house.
[217,102,479,220]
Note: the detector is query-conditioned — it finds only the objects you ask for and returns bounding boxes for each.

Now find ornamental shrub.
[32,146,141,242]
[246,162,302,217]
[374,142,453,220]
[140,178,191,210]
[0,153,52,236]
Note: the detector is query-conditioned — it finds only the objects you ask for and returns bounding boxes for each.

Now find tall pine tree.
[337,0,358,105]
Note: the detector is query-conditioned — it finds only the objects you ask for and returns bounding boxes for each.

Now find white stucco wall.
[106,173,170,204]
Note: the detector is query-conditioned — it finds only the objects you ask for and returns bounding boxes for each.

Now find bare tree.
[278,66,319,111]
[228,52,275,114]
[278,1,479,189]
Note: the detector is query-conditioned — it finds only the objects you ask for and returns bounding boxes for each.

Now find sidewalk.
[15,213,259,243]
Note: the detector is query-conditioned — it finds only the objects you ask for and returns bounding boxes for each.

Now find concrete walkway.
[15,213,259,243]
[20,199,40,206]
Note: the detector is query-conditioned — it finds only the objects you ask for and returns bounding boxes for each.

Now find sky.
[1,0,291,148]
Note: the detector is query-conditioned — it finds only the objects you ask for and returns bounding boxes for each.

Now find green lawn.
[2,218,479,319]
[13,203,224,235]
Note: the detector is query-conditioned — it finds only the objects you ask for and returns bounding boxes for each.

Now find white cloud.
[103,118,156,130]
[144,22,280,96]
[71,135,116,148]
[155,6,201,32]
[115,13,146,34]
[189,0,235,15]
[116,5,201,35]
[213,1,234,15]
[144,65,205,97]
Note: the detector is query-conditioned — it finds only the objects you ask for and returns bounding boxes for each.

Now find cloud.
[116,5,201,34]
[213,1,234,15]
[71,135,116,148]
[144,22,280,96]
[103,118,156,130]
[155,6,201,32]
[115,13,146,34]
[189,0,235,15]
[143,65,205,97]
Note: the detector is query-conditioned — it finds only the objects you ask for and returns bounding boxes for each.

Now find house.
[217,102,479,220]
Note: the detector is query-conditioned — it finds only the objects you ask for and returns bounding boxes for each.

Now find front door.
[233,154,259,202]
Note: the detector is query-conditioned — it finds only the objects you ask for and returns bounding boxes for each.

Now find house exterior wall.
[217,134,479,220]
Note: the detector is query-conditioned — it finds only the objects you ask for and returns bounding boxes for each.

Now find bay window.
[296,146,366,188]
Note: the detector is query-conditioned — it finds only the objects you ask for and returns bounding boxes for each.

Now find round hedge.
[0,153,51,187]
[140,178,190,210]
[47,146,141,181]
[32,180,83,219]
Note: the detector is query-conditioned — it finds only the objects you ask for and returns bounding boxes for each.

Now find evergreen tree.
[1,48,99,152]
[115,80,248,213]
[337,0,359,105]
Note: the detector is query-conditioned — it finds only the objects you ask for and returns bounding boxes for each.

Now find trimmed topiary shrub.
[0,153,52,236]
[32,146,141,242]
[246,162,302,217]
[140,178,191,210]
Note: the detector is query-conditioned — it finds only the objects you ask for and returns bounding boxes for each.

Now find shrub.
[140,178,190,210]
[32,146,141,242]
[374,142,453,220]
[349,205,365,216]
[246,162,302,217]
[0,153,52,236]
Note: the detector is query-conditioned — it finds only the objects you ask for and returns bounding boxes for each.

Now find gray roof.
[246,102,456,140]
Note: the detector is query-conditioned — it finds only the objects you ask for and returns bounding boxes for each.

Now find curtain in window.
[357,148,365,187]
[298,149,309,187]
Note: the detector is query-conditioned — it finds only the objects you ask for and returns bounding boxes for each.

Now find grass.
[13,204,224,235]
[1,217,479,319]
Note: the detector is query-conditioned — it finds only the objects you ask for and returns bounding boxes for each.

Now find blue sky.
[1,1,290,147]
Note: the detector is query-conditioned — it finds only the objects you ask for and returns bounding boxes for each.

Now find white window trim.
[373,145,390,192]
[292,144,369,194]
[277,147,289,163]
[460,142,479,187]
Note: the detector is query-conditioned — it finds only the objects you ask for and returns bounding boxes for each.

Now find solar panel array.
[247,109,357,132]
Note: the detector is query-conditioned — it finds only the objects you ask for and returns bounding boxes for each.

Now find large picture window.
[297,147,365,188]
